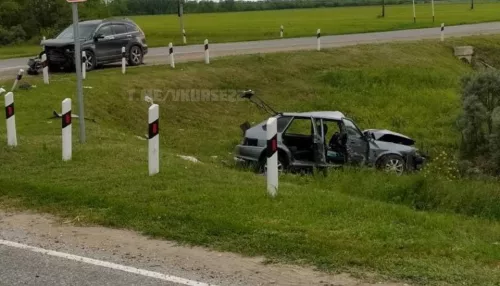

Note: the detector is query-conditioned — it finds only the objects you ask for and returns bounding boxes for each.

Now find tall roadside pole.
[178,0,185,44]
[68,0,86,143]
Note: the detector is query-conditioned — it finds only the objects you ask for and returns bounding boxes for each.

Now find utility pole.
[471,0,474,10]
[178,0,185,44]
[68,0,86,144]
[382,0,385,18]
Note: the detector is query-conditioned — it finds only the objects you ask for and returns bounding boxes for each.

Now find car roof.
[80,20,103,25]
[80,18,135,25]
[281,111,346,121]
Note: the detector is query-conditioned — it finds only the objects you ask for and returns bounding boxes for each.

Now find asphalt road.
[1,21,500,78]
[0,245,183,286]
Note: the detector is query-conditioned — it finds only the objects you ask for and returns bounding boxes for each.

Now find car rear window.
[126,23,139,33]
[261,116,292,132]
[112,24,127,35]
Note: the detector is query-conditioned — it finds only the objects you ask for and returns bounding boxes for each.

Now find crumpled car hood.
[363,129,415,146]
[41,39,76,47]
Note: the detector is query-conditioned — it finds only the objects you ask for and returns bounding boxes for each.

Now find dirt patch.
[0,210,408,286]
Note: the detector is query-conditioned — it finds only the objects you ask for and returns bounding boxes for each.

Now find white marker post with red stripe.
[42,54,49,84]
[412,0,416,23]
[204,39,210,64]
[82,51,87,80]
[280,25,284,38]
[148,104,159,176]
[183,29,187,44]
[441,23,445,42]
[316,29,321,51]
[11,69,24,92]
[266,117,278,198]
[5,92,17,147]
[62,98,72,161]
[169,42,175,68]
[122,47,126,74]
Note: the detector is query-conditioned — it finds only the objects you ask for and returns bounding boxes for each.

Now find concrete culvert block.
[454,46,474,64]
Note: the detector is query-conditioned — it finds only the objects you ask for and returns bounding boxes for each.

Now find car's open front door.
[312,117,327,167]
[341,118,369,165]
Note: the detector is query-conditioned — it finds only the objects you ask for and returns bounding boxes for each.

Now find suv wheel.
[128,46,143,66]
[83,51,96,71]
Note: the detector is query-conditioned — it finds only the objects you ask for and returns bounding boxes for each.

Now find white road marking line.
[0,239,216,286]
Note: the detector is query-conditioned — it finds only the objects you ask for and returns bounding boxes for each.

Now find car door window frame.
[96,24,113,38]
[112,23,128,36]
[342,118,364,139]
[311,117,327,165]
[283,116,313,137]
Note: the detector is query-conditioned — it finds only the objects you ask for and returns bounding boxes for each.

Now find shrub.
[458,70,500,175]
[0,24,27,45]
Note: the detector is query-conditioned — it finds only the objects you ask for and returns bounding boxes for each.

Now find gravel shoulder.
[0,210,408,286]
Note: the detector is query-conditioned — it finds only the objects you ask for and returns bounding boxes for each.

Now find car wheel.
[378,154,405,176]
[128,45,143,66]
[259,153,288,175]
[83,50,96,71]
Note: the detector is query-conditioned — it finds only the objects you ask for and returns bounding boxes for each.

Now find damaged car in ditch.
[234,90,427,175]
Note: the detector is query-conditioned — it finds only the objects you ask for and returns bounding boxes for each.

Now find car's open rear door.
[312,117,327,168]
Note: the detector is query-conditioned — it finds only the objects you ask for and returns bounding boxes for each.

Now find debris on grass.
[177,155,201,163]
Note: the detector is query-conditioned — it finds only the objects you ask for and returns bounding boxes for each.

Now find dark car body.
[40,18,148,71]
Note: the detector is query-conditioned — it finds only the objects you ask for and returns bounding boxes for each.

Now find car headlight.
[413,150,426,164]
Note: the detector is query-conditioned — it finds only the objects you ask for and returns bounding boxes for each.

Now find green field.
[2,36,500,285]
[1,2,500,60]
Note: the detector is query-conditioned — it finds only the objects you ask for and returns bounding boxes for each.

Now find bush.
[0,24,27,45]
[458,70,500,175]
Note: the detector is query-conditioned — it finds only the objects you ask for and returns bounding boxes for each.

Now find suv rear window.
[127,24,139,32]
[112,24,127,35]
[126,23,139,33]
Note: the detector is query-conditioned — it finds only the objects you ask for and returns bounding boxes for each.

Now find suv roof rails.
[103,17,133,22]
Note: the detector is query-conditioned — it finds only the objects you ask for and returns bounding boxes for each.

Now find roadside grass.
[1,2,500,59]
[2,36,500,285]
[134,3,500,47]
[0,45,41,60]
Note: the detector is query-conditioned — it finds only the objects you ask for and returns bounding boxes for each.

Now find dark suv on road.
[41,18,148,71]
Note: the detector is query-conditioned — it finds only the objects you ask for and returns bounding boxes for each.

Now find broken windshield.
[56,23,98,40]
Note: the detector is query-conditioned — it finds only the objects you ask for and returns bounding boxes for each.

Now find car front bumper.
[412,153,427,171]
[45,47,75,66]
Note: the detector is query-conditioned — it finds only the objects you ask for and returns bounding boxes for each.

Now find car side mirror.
[93,33,104,41]
[363,131,374,141]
